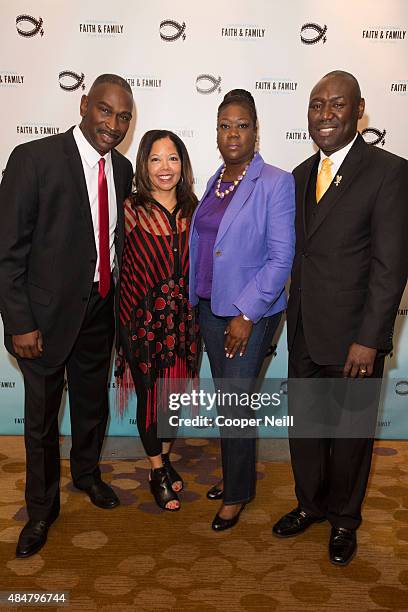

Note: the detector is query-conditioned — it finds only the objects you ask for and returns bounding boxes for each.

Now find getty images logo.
[300,23,327,45]
[159,19,186,42]
[58,71,86,92]
[196,74,222,94]
[16,14,44,37]
[361,127,386,147]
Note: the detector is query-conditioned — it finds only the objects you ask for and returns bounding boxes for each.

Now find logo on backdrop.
[395,381,408,395]
[255,78,298,93]
[196,74,222,94]
[171,128,194,139]
[126,75,162,89]
[59,71,86,92]
[0,380,16,389]
[79,21,124,35]
[362,27,406,41]
[285,129,313,143]
[0,72,25,87]
[300,23,327,45]
[390,81,407,95]
[361,127,386,147]
[221,25,266,39]
[16,124,61,137]
[16,14,44,37]
[160,19,186,42]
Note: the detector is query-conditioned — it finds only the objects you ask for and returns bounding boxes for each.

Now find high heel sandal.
[149,467,180,511]
[162,452,184,492]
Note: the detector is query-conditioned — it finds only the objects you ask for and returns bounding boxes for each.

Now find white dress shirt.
[73,125,117,282]
[318,132,358,178]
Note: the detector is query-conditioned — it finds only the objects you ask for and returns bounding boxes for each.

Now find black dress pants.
[288,314,385,530]
[18,284,114,522]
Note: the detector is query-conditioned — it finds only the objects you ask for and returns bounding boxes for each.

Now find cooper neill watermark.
[157,377,386,439]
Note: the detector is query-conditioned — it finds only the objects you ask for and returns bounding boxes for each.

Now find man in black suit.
[0,74,134,557]
[273,71,407,564]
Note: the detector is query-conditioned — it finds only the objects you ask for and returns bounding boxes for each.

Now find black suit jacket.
[287,134,408,364]
[0,127,133,366]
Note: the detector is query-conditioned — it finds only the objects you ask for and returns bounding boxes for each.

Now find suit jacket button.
[215,251,221,256]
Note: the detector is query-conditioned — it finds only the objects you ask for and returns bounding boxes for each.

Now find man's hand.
[343,342,377,378]
[12,330,43,359]
[224,315,253,359]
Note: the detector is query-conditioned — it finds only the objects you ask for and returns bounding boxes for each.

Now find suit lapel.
[63,127,94,236]
[112,150,125,226]
[215,153,263,246]
[306,135,365,240]
[112,150,126,263]
[300,153,319,239]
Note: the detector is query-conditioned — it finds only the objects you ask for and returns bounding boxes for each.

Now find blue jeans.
[198,299,281,504]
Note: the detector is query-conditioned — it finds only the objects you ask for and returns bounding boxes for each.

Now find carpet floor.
[0,437,407,611]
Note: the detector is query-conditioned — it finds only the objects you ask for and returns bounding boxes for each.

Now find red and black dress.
[117,198,200,456]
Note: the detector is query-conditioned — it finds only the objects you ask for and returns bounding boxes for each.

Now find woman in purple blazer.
[189,89,295,530]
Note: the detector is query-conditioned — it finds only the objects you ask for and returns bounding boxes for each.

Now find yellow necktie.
[316,157,333,203]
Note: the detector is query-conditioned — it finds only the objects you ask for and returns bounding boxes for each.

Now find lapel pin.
[334,175,342,187]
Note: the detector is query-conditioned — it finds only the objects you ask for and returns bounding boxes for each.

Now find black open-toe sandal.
[162,452,184,492]
[149,467,180,511]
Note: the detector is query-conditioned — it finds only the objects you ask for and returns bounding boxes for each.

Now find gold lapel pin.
[334,175,342,187]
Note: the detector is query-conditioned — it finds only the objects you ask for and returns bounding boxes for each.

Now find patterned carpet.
[0,437,407,611]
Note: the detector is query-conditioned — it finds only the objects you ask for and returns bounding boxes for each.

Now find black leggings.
[120,326,171,457]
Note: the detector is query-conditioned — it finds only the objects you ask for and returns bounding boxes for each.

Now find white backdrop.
[0,0,407,436]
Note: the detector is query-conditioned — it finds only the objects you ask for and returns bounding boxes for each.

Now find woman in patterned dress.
[117,130,199,510]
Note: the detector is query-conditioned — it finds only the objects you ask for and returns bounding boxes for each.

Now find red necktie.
[98,158,110,298]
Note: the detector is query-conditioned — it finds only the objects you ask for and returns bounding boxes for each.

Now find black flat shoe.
[329,527,357,566]
[162,452,183,491]
[149,467,180,511]
[212,504,245,531]
[272,507,326,538]
[206,484,223,500]
[16,519,55,558]
[81,481,120,509]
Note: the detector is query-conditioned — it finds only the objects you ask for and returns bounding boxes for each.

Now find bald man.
[273,71,407,564]
[0,74,134,557]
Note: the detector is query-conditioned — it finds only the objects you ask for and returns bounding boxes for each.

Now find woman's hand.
[224,315,253,358]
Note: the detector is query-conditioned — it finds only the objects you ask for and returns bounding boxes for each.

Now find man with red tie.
[0,74,134,557]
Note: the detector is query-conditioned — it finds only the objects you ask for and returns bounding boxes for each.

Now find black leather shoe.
[206,484,223,500]
[329,527,357,565]
[212,504,245,531]
[273,507,326,538]
[16,520,52,558]
[81,481,119,509]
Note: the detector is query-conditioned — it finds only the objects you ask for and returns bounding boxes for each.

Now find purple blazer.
[189,153,295,323]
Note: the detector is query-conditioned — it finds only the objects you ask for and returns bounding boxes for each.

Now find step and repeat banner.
[0,0,407,436]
